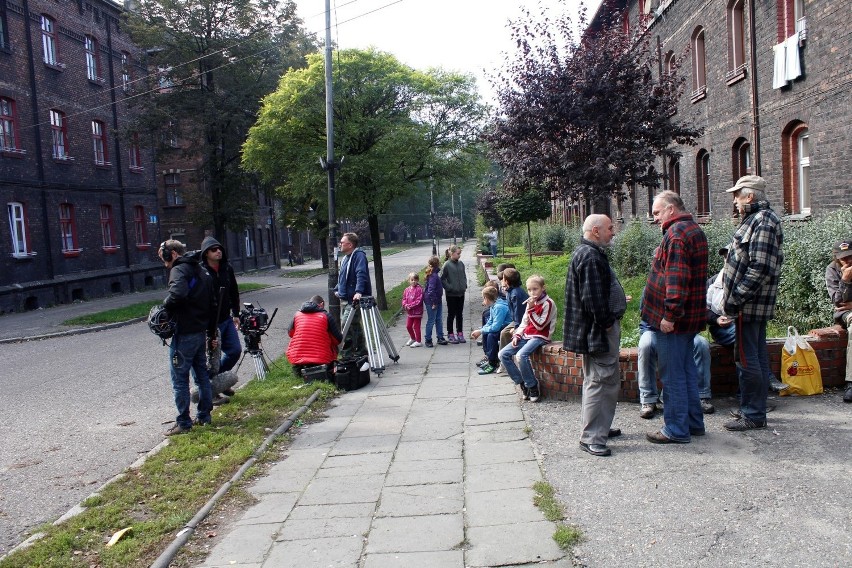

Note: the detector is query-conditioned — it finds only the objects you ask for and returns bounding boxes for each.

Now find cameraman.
[286,295,343,376]
[160,240,218,435]
[200,237,241,379]
[334,232,371,359]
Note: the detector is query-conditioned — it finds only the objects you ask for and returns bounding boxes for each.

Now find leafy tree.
[124,0,318,239]
[487,1,701,209]
[497,185,552,265]
[243,48,487,309]
[435,215,462,240]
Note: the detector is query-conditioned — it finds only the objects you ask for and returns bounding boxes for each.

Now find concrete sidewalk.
[195,245,569,567]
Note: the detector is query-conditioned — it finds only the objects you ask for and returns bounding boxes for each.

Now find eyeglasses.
[209,246,222,253]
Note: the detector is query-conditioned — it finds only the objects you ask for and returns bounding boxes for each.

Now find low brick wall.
[530,327,848,402]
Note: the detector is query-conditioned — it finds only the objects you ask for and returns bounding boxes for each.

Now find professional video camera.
[237,302,277,379]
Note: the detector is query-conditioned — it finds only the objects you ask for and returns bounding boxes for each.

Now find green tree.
[124,0,318,239]
[243,48,487,309]
[497,186,552,265]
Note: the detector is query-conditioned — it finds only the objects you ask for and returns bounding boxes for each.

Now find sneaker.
[723,417,767,431]
[478,364,496,375]
[457,335,466,343]
[730,405,776,419]
[520,383,530,400]
[495,364,506,375]
[425,340,434,348]
[700,399,715,414]
[528,386,541,402]
[437,337,448,345]
[447,333,458,344]
[404,339,413,347]
[410,341,422,348]
[639,403,658,419]
[212,394,230,406]
[476,339,483,346]
[476,358,490,368]
[165,424,191,436]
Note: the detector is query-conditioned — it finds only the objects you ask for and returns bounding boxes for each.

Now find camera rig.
[238,302,278,379]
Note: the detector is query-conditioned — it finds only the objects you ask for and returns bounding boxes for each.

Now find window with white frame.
[59,203,77,251]
[0,8,8,50]
[85,36,101,82]
[40,15,57,65]
[100,204,115,247]
[1,97,19,151]
[8,202,29,256]
[797,128,810,214]
[121,52,132,91]
[164,172,184,205]
[696,150,711,215]
[691,27,707,100]
[91,120,108,165]
[244,228,255,257]
[727,0,746,80]
[50,109,69,159]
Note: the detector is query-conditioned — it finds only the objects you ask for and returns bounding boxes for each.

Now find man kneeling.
[286,295,343,379]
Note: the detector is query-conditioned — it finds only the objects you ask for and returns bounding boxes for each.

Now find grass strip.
[279,268,327,279]
[0,363,336,568]
[532,481,583,552]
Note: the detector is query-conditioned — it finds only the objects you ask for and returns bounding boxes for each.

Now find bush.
[523,222,569,252]
[609,219,659,278]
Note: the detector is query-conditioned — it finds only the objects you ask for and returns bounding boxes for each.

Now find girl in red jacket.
[402,272,425,347]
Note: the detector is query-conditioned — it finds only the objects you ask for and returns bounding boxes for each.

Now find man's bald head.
[582,214,615,246]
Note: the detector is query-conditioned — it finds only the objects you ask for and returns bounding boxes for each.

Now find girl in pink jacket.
[402,272,425,347]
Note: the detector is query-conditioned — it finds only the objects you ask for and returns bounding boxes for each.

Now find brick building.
[574,0,851,222]
[0,0,162,313]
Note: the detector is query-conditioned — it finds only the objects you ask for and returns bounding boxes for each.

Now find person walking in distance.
[334,232,372,359]
[159,240,218,436]
[641,191,709,445]
[441,245,467,344]
[721,175,784,431]
[402,272,424,348]
[423,256,447,348]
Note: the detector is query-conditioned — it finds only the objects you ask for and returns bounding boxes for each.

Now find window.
[128,132,142,171]
[59,203,78,251]
[164,172,184,205]
[121,52,132,92]
[726,0,746,83]
[691,27,706,102]
[696,150,710,215]
[0,7,9,51]
[668,157,680,194]
[244,229,255,257]
[782,122,810,215]
[100,204,116,248]
[663,50,675,76]
[40,15,58,66]
[778,0,806,42]
[1,97,21,152]
[133,205,148,245]
[85,36,102,82]
[50,109,70,159]
[91,120,109,165]
[8,202,31,257]
[732,138,751,181]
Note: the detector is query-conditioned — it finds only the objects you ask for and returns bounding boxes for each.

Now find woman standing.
[441,245,468,343]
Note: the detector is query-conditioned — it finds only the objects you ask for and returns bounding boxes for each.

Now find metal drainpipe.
[749,0,761,175]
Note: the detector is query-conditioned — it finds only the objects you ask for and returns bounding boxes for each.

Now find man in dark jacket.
[286,295,343,377]
[159,239,218,436]
[564,214,626,457]
[334,232,371,358]
[721,175,784,431]
[642,191,709,444]
[200,236,241,375]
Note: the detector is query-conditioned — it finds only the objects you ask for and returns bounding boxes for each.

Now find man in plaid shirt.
[721,175,784,431]
[642,191,709,445]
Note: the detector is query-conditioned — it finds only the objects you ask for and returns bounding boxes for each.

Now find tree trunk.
[368,214,387,310]
[527,221,533,266]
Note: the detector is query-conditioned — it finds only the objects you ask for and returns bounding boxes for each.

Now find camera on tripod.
[239,303,270,336]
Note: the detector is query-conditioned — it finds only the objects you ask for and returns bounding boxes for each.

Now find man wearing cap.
[825,238,852,402]
[721,175,784,431]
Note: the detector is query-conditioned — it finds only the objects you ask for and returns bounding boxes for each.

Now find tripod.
[237,332,275,380]
[340,296,400,375]
[236,305,278,380]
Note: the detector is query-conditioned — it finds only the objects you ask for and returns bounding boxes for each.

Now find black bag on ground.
[301,364,332,383]
[334,356,370,391]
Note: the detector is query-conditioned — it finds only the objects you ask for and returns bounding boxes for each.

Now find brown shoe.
[165,424,191,436]
[646,430,688,444]
[639,403,658,419]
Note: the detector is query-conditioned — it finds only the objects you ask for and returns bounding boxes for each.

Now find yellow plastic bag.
[780,326,823,396]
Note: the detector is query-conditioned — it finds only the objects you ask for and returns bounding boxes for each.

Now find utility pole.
[451,188,457,245]
[430,179,437,256]
[322,0,340,322]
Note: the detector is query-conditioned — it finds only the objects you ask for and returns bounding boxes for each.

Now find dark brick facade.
[0,0,162,313]
[596,0,851,222]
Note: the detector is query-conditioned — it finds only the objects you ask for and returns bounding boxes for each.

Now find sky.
[292,0,602,104]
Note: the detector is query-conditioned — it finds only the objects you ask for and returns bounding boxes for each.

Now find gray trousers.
[580,321,622,446]
[843,312,852,383]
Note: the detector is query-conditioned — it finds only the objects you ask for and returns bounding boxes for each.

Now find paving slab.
[365,514,465,554]
[235,492,300,526]
[298,474,386,506]
[202,523,278,566]
[327,434,401,456]
[393,439,462,462]
[249,467,317,495]
[465,487,543,527]
[385,458,464,487]
[376,483,463,517]
[465,439,537,466]
[362,550,464,568]
[276,515,373,540]
[263,535,364,568]
[287,502,376,520]
[465,521,567,567]
[314,452,393,478]
[465,460,542,493]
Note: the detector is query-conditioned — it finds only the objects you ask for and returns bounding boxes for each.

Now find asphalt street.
[0,243,437,556]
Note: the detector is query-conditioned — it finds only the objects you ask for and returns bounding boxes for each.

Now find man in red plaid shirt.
[642,191,709,444]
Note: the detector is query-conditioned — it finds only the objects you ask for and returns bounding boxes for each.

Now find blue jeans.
[657,332,704,442]
[638,329,711,403]
[709,322,736,346]
[425,302,444,342]
[218,318,242,373]
[499,337,547,388]
[482,331,500,363]
[490,243,497,257]
[736,320,770,423]
[170,332,213,428]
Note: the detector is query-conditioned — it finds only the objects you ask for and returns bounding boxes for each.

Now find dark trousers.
[446,295,465,335]
[483,331,500,363]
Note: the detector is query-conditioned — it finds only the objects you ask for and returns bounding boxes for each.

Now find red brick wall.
[531,327,847,402]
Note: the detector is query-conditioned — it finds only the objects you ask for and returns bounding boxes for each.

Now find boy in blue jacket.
[471,286,512,374]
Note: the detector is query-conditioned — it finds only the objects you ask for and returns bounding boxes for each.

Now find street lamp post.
[430,181,437,256]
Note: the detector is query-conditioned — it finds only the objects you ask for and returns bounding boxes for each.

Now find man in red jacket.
[286,296,343,377]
